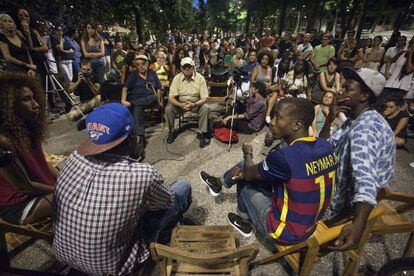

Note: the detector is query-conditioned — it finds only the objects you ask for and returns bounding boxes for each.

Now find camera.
[80,71,92,81]
[0,147,12,167]
[232,68,249,85]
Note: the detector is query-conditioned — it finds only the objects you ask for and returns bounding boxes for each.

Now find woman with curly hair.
[251,50,274,89]
[0,72,56,225]
[171,46,189,76]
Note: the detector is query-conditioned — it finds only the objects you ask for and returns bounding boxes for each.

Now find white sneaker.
[409,162,414,168]
[266,115,271,124]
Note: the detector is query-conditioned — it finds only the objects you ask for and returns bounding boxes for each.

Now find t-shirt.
[111,50,127,71]
[258,137,338,244]
[312,45,335,72]
[123,70,162,103]
[73,75,98,102]
[169,72,209,102]
[0,140,55,206]
[385,110,410,138]
[261,36,275,48]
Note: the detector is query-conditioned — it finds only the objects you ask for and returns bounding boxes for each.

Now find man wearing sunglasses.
[165,57,211,148]
[121,54,162,148]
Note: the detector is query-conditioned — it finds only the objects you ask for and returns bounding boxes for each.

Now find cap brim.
[77,135,128,156]
[341,67,376,99]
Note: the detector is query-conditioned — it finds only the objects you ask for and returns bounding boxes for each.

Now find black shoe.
[199,133,210,148]
[138,136,146,148]
[227,212,252,238]
[199,171,222,196]
[166,131,176,144]
[264,132,274,147]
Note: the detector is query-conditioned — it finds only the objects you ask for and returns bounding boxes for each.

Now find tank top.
[256,64,271,85]
[0,33,30,72]
[155,62,169,82]
[316,106,326,132]
[85,40,105,65]
[324,72,336,89]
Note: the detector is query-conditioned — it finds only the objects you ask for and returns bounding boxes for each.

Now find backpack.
[213,127,239,143]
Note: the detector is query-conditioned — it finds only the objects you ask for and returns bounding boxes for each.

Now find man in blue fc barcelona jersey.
[200,98,338,244]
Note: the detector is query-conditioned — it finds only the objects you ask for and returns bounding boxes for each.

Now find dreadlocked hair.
[0,72,48,154]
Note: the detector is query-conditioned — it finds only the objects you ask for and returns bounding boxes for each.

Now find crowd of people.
[0,6,413,275]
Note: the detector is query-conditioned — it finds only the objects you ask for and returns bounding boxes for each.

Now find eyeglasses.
[182,65,193,70]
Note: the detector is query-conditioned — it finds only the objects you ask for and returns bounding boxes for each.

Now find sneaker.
[199,171,222,196]
[409,162,414,168]
[227,212,252,238]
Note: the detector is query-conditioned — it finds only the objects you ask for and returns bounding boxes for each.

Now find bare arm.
[250,66,258,82]
[32,30,48,53]
[312,105,320,137]
[320,73,336,93]
[121,87,131,107]
[393,117,409,136]
[406,49,414,73]
[168,96,184,108]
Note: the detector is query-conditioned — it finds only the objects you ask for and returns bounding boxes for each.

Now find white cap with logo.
[180,57,195,67]
[341,67,386,97]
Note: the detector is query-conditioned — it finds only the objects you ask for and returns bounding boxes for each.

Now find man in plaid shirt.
[52,103,192,275]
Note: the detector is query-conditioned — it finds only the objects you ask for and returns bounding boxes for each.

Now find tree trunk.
[134,7,144,44]
[332,7,339,33]
[356,0,369,40]
[278,0,288,36]
[258,14,265,37]
[245,8,252,38]
[306,0,321,32]
[294,11,301,34]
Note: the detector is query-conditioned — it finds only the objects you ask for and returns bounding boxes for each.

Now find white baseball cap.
[341,67,386,98]
[180,57,195,67]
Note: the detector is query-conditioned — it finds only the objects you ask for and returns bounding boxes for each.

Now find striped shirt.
[258,137,338,244]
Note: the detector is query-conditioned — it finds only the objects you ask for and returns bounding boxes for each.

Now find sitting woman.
[280,60,309,98]
[171,46,189,76]
[229,47,246,75]
[311,91,335,136]
[221,81,267,134]
[251,50,274,90]
[319,57,341,94]
[0,72,56,225]
[383,96,410,147]
[150,51,171,88]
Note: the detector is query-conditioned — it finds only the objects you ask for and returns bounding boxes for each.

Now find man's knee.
[165,103,175,115]
[198,103,210,114]
[171,180,192,211]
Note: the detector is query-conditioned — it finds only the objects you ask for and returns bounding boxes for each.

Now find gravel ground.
[9,109,414,275]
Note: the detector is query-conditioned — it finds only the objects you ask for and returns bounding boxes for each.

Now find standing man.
[311,33,335,73]
[319,67,396,251]
[297,33,314,61]
[53,103,192,275]
[121,54,162,148]
[165,57,211,148]
[111,42,127,81]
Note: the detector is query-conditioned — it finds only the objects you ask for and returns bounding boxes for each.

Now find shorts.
[0,197,42,225]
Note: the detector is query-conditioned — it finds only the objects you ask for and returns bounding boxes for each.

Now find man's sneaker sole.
[199,172,220,197]
[227,216,252,238]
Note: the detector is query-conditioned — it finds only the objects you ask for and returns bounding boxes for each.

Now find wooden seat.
[251,189,414,275]
[150,225,259,276]
[250,203,386,275]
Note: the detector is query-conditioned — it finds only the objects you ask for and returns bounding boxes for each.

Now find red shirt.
[0,140,55,206]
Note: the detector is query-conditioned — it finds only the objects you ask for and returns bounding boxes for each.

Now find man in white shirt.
[297,33,313,61]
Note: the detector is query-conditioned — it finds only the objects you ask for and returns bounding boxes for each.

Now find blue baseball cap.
[77,103,133,156]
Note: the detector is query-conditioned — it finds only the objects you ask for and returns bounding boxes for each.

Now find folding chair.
[373,189,414,257]
[250,203,387,275]
[150,225,259,276]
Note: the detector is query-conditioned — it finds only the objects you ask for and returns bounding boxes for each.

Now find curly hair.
[257,50,275,67]
[0,72,48,153]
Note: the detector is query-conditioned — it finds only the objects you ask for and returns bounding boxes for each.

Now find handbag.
[213,127,239,143]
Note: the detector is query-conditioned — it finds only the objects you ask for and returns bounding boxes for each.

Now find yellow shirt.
[169,72,209,102]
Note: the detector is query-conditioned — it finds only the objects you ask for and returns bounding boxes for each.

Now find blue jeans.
[142,180,192,243]
[222,161,273,238]
[91,62,105,84]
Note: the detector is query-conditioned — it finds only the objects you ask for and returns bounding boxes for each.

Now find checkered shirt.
[52,151,174,275]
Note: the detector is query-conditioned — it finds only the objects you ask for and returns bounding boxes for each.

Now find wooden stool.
[150,225,259,276]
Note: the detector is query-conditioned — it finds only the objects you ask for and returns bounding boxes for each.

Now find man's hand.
[121,100,131,107]
[78,72,85,83]
[327,222,365,251]
[27,64,37,71]
[327,97,351,122]
[231,166,245,181]
[222,116,231,125]
[181,102,192,111]
[27,69,36,78]
[242,143,253,155]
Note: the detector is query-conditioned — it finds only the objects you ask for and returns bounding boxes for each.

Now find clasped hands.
[181,102,196,111]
